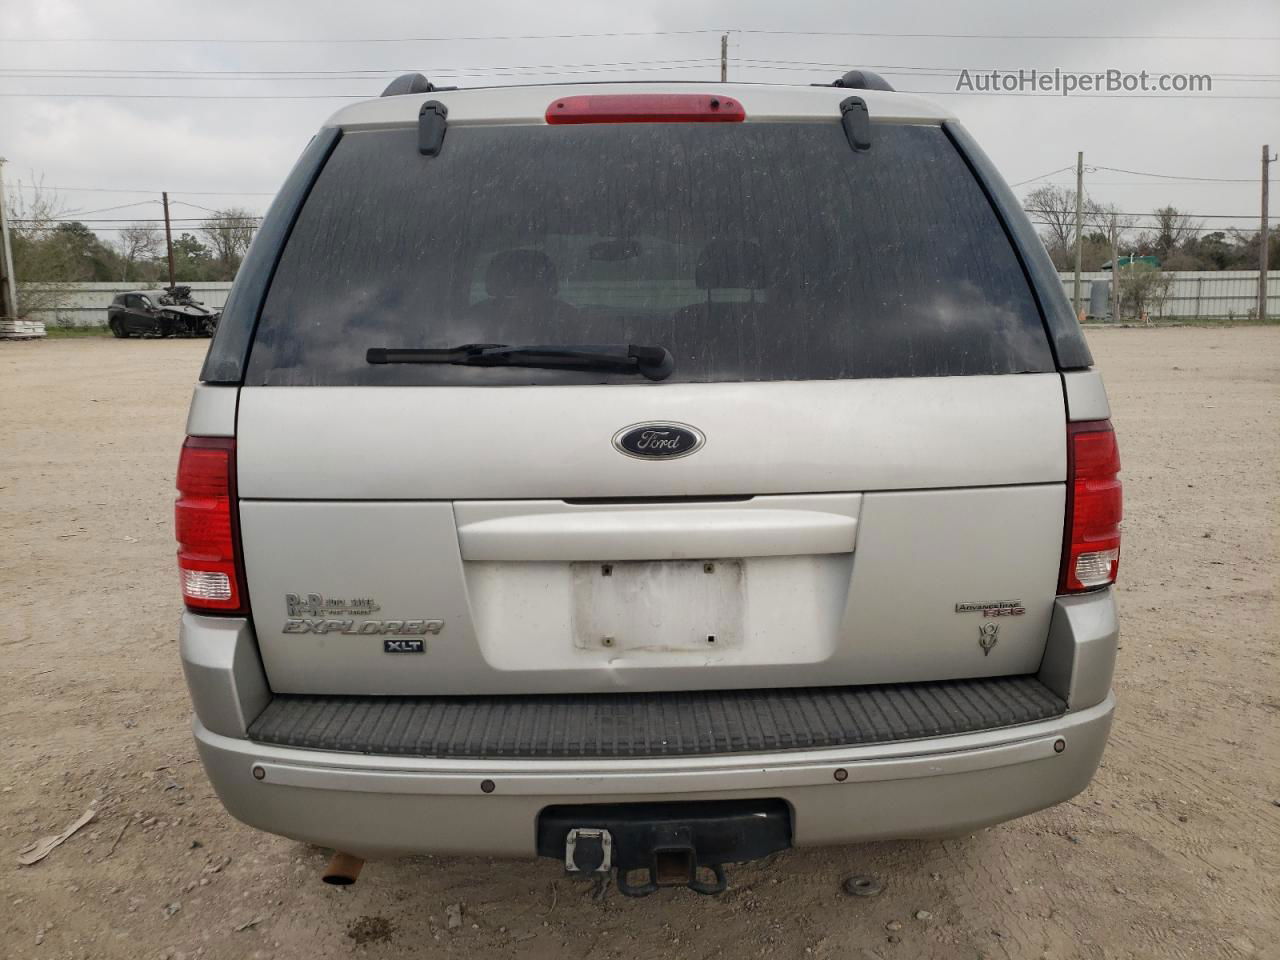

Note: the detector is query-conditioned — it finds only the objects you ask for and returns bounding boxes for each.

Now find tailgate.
[237,375,1066,695]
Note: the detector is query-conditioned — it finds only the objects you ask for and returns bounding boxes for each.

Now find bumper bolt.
[1053,738,1066,754]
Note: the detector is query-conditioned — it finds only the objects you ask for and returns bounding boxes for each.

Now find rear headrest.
[485,249,559,299]
[694,239,769,290]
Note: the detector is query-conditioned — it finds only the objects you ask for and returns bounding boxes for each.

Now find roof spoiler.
[381,73,459,97]
[818,70,895,92]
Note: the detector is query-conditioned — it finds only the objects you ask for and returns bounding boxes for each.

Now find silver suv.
[178,72,1121,895]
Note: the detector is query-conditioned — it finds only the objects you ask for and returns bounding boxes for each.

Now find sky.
[2,0,1277,244]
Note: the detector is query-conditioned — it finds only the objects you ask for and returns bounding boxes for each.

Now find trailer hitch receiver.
[538,800,791,897]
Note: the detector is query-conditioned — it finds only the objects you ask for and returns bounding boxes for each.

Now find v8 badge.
[978,622,999,656]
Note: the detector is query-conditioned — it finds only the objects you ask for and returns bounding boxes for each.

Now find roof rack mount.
[381,73,459,98]
[817,69,895,92]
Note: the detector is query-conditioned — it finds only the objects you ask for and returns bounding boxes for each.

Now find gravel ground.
[1,328,1277,960]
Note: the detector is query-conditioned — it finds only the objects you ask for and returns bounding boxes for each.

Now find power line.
[1090,164,1258,183]
[1024,210,1257,219]
[4,60,1276,81]
[732,61,1280,81]
[0,58,719,78]
[0,93,374,100]
[1010,166,1075,188]
[732,58,1280,78]
[6,87,1278,101]
[1015,165,1259,190]
[6,60,1276,78]
[170,200,239,216]
[8,67,1277,85]
[65,199,161,217]
[731,28,1280,41]
[1015,168,1258,188]
[895,89,1280,101]
[2,27,1276,43]
[13,217,264,224]
[1028,179,1259,187]
[0,29,727,44]
[1027,220,1259,234]
[10,183,277,196]
[17,226,258,234]
[18,207,1262,226]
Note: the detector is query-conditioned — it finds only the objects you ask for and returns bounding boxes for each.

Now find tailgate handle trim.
[456,509,856,562]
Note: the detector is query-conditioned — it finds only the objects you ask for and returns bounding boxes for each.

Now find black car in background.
[107,287,220,338]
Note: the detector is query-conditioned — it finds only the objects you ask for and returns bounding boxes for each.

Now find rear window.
[246,121,1054,386]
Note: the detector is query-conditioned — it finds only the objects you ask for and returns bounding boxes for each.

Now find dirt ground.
[1,328,1277,960]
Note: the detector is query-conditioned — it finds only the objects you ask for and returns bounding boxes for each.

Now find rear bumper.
[193,695,1112,858]
[181,588,1119,859]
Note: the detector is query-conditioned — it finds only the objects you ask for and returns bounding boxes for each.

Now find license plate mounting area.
[571,559,744,653]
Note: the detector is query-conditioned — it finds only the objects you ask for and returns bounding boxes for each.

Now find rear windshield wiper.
[366,343,675,381]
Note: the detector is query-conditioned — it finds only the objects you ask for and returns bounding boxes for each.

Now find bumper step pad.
[247,675,1065,760]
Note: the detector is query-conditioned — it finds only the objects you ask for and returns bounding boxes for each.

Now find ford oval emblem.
[613,421,705,460]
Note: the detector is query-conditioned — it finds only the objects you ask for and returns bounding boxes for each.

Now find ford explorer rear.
[178,71,1120,896]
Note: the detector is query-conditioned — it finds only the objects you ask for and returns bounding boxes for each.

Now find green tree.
[170,232,214,280]
[1117,263,1174,321]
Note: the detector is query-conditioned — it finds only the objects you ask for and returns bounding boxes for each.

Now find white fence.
[22,282,233,327]
[19,272,1280,327]
[1058,270,1278,321]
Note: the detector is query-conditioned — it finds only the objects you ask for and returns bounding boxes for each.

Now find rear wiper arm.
[366,343,675,381]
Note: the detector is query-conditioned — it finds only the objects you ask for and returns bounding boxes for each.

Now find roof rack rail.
[826,70,895,92]
[381,73,437,97]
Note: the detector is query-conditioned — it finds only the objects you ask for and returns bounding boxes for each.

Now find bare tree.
[1091,203,1138,320]
[115,223,160,281]
[1148,206,1202,260]
[1023,185,1079,267]
[199,207,258,275]
[4,175,72,317]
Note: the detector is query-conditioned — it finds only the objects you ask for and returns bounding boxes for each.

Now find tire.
[109,318,129,338]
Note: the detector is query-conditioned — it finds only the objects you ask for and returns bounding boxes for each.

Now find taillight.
[176,437,246,614]
[1060,420,1123,593]
[545,94,746,124]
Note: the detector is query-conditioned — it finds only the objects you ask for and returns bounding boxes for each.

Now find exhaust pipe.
[322,852,364,885]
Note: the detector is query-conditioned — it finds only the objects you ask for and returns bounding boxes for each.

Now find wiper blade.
[366,343,674,381]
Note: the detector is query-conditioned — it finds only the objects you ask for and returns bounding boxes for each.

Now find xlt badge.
[384,638,425,654]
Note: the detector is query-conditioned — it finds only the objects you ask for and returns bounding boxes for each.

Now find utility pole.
[1109,215,1121,323]
[162,191,176,291]
[720,33,728,82]
[0,157,19,319]
[1073,151,1084,319]
[1260,145,1274,323]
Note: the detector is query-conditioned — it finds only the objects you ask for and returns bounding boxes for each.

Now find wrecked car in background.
[108,286,220,338]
